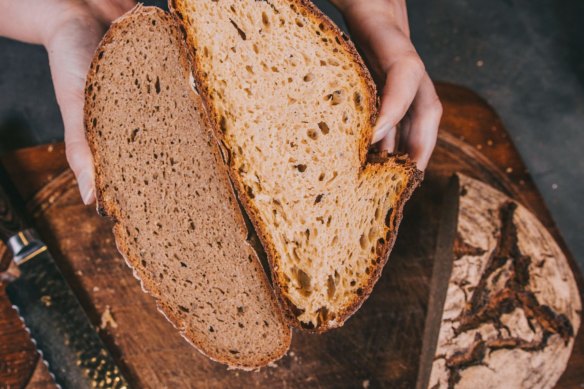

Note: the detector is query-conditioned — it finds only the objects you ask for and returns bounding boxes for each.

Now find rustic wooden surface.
[0,83,582,388]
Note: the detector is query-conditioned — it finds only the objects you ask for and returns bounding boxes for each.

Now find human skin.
[330,0,442,170]
[0,0,440,204]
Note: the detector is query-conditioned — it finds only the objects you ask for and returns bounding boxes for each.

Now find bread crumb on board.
[100,305,118,329]
[362,379,370,388]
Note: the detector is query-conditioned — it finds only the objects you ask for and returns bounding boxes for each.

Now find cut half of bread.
[84,5,291,369]
[170,0,423,331]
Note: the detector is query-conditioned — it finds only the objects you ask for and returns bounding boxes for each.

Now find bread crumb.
[100,305,118,329]
[76,270,84,276]
[93,286,100,292]
[362,379,370,388]
[552,183,558,190]
[487,139,494,146]
[506,167,513,174]
[40,295,52,307]
[476,60,484,67]
[47,145,54,152]
[476,144,483,150]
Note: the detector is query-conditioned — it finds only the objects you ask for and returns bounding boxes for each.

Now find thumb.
[45,15,104,204]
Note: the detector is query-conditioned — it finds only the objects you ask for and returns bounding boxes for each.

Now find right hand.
[331,0,442,170]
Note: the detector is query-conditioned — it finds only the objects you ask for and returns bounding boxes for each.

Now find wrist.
[331,0,402,12]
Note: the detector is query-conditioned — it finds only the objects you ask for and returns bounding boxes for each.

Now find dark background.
[0,0,582,269]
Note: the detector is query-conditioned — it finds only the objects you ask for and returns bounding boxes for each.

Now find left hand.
[332,0,442,170]
[0,0,136,205]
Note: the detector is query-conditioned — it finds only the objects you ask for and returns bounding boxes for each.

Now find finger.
[46,17,104,204]
[371,53,425,144]
[85,0,137,24]
[379,126,397,152]
[402,74,442,170]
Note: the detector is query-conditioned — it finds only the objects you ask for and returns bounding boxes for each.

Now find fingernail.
[77,170,95,205]
[372,123,394,144]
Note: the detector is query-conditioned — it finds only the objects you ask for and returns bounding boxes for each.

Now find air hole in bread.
[155,76,161,94]
[328,58,340,66]
[219,116,227,132]
[296,164,307,173]
[229,19,247,40]
[354,92,363,111]
[327,275,336,299]
[293,267,312,296]
[261,12,270,27]
[359,234,367,250]
[316,306,329,325]
[318,121,330,134]
[326,90,342,105]
[246,185,255,199]
[128,128,138,143]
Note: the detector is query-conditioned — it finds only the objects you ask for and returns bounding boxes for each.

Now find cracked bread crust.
[427,174,581,388]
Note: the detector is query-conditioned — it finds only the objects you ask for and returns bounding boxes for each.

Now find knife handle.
[0,165,28,243]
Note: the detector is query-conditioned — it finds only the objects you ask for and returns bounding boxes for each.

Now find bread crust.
[169,0,423,332]
[84,5,291,368]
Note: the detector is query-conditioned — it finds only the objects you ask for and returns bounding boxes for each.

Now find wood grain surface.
[0,83,582,388]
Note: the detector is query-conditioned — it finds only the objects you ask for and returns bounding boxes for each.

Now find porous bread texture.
[84,5,291,369]
[170,0,423,331]
[428,174,581,388]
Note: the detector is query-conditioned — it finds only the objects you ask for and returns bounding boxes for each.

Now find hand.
[332,0,442,170]
[0,0,136,204]
[47,0,136,204]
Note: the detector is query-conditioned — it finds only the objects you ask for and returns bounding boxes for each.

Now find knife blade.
[416,175,460,389]
[0,164,129,389]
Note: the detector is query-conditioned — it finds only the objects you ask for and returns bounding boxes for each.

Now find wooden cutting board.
[0,83,582,388]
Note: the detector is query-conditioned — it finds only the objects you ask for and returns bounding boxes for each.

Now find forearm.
[0,0,87,46]
[328,0,409,40]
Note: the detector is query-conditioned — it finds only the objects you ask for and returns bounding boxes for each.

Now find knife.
[0,164,129,389]
[416,175,460,389]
